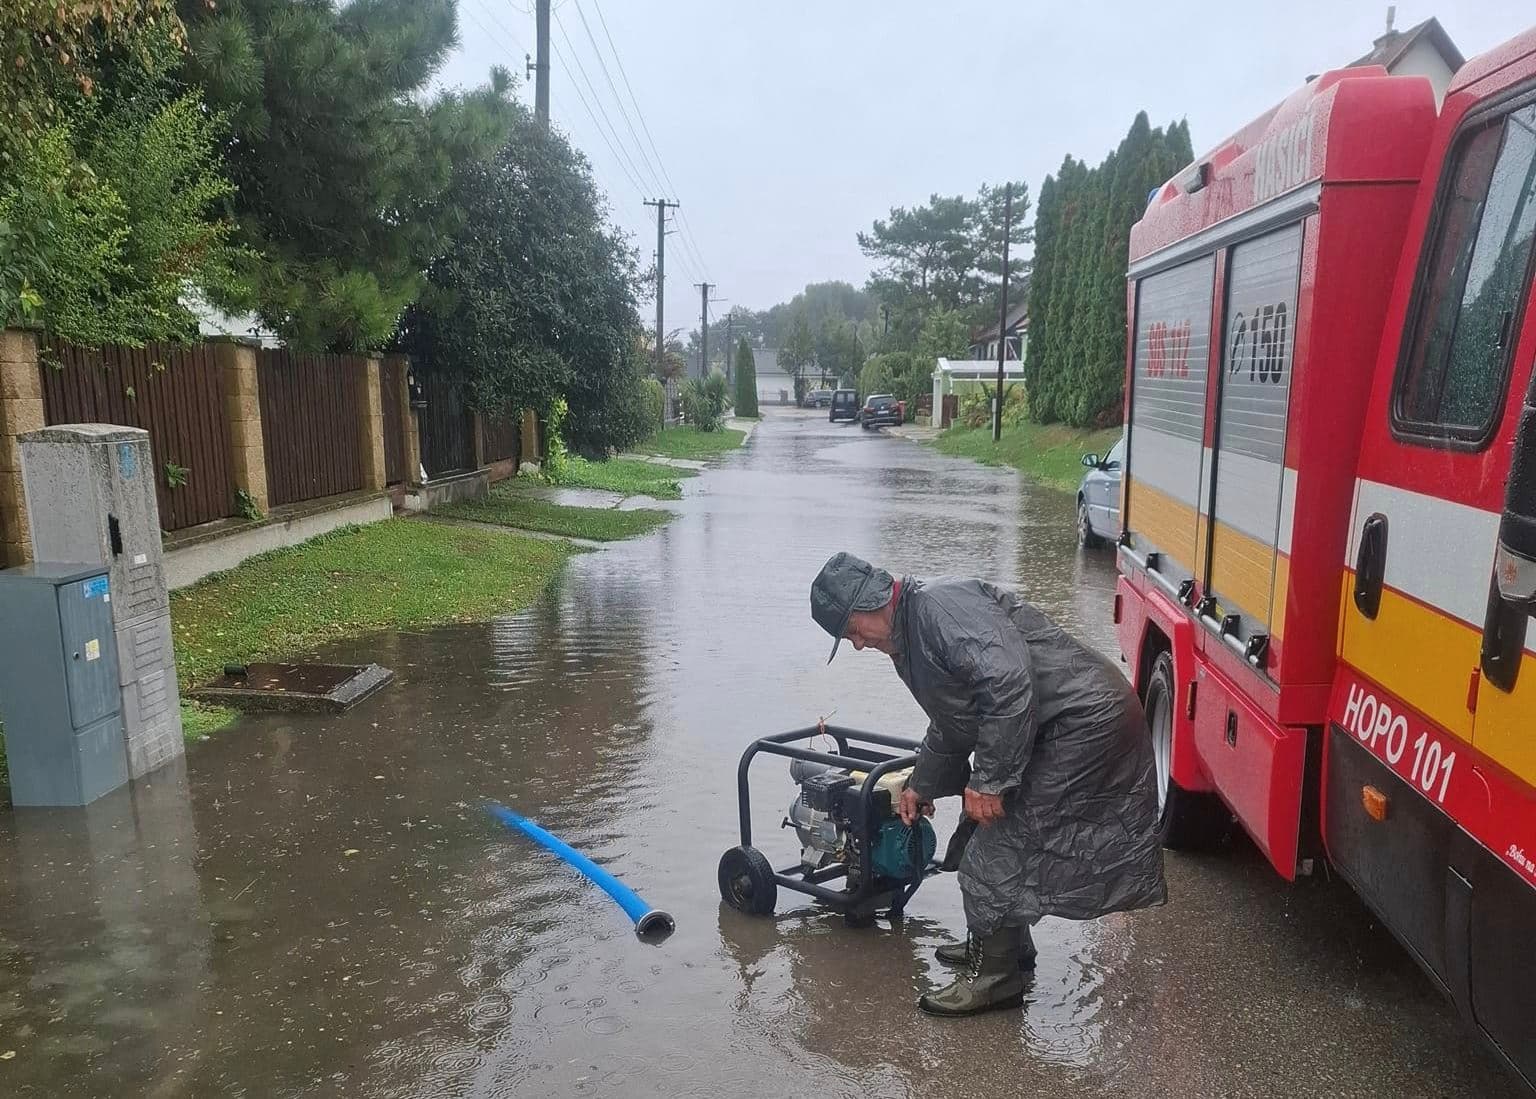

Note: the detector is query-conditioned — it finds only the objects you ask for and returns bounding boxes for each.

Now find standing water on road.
[0,410,1508,1096]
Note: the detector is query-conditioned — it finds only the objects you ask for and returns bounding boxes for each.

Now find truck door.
[1344,101,1536,751]
[1342,96,1536,1085]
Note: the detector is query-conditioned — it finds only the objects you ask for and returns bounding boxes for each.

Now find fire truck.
[1116,27,1536,1087]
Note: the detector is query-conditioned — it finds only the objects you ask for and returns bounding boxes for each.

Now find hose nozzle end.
[635,909,675,942]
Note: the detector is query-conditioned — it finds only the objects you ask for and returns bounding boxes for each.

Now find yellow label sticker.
[85,639,100,662]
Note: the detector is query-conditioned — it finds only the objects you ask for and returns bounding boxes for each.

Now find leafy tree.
[1,0,182,162]
[398,103,648,455]
[0,25,248,343]
[916,309,969,364]
[180,0,518,349]
[780,311,817,402]
[733,339,759,418]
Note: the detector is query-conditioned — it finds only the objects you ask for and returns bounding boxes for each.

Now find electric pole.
[644,199,679,381]
[993,182,1013,443]
[528,0,551,128]
[697,282,712,380]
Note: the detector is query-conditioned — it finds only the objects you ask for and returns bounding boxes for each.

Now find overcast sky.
[438,1,1535,338]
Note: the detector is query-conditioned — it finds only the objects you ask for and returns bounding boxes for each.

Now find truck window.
[1396,103,1536,442]
[1125,256,1215,571]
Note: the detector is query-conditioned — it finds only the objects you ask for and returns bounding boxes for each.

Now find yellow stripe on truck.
[1128,479,1201,568]
[1339,574,1475,743]
[1210,521,1280,628]
[1476,652,1536,787]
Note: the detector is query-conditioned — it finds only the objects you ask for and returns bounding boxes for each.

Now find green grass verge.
[181,700,239,741]
[932,421,1122,493]
[634,425,746,460]
[171,519,573,695]
[548,455,693,500]
[434,490,673,542]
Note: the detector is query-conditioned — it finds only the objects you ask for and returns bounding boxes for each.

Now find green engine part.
[871,817,937,880]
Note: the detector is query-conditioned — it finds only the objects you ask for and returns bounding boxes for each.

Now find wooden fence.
[381,355,408,485]
[257,349,364,506]
[417,373,476,478]
[40,339,236,532]
[482,413,520,465]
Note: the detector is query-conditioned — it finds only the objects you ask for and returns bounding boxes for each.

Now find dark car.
[860,394,901,430]
[1077,436,1124,548]
[829,389,860,422]
[807,388,833,408]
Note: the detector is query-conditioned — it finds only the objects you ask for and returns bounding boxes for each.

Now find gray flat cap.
[810,552,895,663]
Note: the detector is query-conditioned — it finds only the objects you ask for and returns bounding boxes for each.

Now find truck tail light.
[1362,785,1389,822]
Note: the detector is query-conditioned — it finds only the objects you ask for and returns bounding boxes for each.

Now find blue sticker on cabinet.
[117,443,137,479]
[82,576,109,599]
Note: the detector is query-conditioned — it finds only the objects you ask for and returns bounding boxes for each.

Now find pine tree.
[733,339,759,418]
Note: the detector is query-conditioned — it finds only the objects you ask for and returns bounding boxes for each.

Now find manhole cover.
[187,662,393,714]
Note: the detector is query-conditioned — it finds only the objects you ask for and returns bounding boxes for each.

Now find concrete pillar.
[212,338,269,517]
[0,329,42,566]
[520,407,540,462]
[472,411,487,469]
[358,355,386,492]
[398,360,423,486]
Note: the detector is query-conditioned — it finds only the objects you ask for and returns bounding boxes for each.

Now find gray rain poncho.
[893,574,1167,934]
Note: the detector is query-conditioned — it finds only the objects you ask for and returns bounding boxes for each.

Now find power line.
[586,0,711,276]
[550,10,654,205]
[569,1,667,198]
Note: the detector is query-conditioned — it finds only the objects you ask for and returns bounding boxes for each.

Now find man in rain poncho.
[810,552,1167,1017]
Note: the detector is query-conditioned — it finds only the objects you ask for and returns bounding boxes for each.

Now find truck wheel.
[718,846,777,915]
[1078,499,1105,549]
[1145,651,1230,850]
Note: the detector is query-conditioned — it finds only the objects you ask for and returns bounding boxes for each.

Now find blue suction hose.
[487,803,675,941]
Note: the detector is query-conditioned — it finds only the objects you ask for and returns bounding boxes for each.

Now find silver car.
[1077,436,1124,549]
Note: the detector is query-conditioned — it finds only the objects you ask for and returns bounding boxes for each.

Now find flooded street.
[0,408,1511,1097]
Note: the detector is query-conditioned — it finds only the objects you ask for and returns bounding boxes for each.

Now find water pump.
[720,726,940,926]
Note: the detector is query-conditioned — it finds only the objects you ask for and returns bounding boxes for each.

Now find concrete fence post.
[0,329,43,566]
[358,355,386,492]
[472,411,487,469]
[399,361,423,486]
[211,338,270,518]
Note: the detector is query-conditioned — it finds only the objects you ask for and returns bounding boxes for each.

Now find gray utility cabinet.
[21,425,183,778]
[0,564,129,806]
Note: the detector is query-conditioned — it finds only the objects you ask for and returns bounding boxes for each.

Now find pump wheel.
[1145,651,1231,850]
[718,846,777,916]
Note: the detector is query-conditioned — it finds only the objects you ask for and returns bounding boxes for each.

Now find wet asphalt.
[0,407,1517,1097]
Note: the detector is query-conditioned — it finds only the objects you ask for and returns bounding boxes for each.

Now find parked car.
[807,388,833,408]
[860,394,901,430]
[1077,436,1124,548]
[829,389,860,422]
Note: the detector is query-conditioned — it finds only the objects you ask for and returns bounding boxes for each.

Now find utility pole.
[993,182,1013,443]
[644,199,679,381]
[528,0,551,127]
[696,282,712,380]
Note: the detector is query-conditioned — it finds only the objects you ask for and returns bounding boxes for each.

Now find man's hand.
[898,787,935,826]
[963,788,1006,826]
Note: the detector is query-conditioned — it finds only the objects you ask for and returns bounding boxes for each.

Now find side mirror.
[1496,404,1536,609]
[1081,453,1101,469]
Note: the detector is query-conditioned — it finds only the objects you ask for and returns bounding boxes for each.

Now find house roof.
[1347,16,1465,74]
[970,296,1030,345]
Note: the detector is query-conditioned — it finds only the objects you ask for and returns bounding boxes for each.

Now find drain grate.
[188,662,393,714]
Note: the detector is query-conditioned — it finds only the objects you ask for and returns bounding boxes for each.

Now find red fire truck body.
[1116,28,1536,1086]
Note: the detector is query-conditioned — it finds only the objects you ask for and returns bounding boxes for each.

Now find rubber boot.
[935,924,1037,970]
[918,926,1028,1017]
